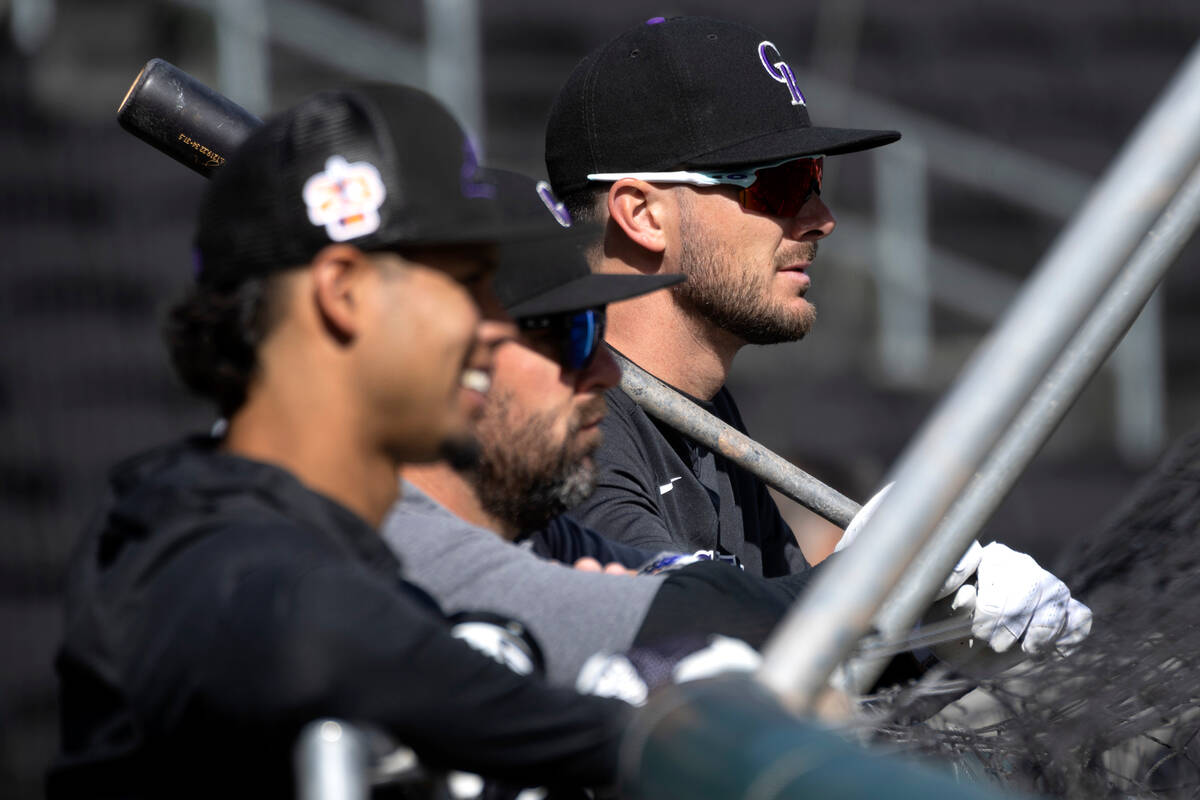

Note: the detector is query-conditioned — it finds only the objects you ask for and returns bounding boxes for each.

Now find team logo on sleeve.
[757,41,806,107]
[303,156,387,241]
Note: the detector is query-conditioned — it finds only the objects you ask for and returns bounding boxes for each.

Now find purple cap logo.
[645,16,666,25]
[460,139,496,200]
[757,41,806,107]
[536,180,572,227]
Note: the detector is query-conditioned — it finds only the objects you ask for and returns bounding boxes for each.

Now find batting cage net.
[858,431,1200,798]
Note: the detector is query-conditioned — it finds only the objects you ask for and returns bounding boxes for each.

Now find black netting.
[859,433,1200,798]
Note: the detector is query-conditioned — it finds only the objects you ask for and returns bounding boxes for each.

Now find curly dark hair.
[163,275,285,418]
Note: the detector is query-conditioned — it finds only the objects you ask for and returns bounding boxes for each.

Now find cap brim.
[506,271,684,317]
[683,125,900,169]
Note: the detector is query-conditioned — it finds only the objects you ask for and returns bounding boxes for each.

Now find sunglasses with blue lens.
[518,307,607,371]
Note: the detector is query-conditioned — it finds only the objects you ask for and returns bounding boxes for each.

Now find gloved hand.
[838,484,1092,657]
[946,542,1092,655]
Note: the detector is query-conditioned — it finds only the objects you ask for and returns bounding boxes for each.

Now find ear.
[607,179,670,255]
[309,244,373,343]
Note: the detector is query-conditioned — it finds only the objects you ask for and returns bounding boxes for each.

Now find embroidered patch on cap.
[757,41,806,107]
[303,155,387,241]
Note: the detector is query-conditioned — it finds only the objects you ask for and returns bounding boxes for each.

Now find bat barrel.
[117,58,263,177]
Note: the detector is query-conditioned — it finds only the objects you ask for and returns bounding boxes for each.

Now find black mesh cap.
[486,169,684,317]
[194,84,547,287]
[545,16,901,198]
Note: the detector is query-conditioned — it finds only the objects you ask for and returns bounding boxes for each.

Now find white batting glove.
[948,542,1092,655]
[839,485,1092,657]
[836,482,982,601]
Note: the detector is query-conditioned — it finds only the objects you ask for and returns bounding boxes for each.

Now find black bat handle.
[117,58,264,177]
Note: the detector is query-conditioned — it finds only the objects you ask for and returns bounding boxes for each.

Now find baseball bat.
[116,60,860,529]
[117,58,263,177]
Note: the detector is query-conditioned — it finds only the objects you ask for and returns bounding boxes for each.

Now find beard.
[674,208,819,345]
[468,393,605,532]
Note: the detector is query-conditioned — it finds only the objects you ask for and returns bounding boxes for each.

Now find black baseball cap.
[487,169,685,317]
[545,16,901,197]
[194,83,553,287]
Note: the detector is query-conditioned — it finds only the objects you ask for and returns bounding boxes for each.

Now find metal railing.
[758,38,1200,711]
[167,0,483,152]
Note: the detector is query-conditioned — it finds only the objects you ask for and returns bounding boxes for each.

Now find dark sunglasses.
[587,155,824,218]
[732,156,824,217]
[518,307,606,371]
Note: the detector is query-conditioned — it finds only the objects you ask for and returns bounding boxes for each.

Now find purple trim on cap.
[645,16,665,24]
[536,180,572,227]
[459,139,496,199]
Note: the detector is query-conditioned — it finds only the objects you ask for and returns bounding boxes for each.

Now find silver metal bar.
[214,0,269,113]
[1112,288,1167,463]
[295,719,371,800]
[171,0,426,85]
[874,141,931,385]
[10,0,56,55]
[842,158,1200,691]
[613,351,861,528]
[425,0,484,154]
[757,39,1200,712]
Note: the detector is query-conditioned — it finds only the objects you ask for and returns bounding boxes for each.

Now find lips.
[777,261,809,273]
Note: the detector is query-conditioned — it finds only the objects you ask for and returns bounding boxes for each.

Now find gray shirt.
[382,483,664,685]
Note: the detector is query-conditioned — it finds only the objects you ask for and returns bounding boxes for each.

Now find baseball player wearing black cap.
[545,17,1090,656]
[48,84,661,798]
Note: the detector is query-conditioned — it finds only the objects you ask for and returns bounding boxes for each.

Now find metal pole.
[841,159,1200,692]
[614,351,860,528]
[214,0,270,113]
[1112,288,1167,463]
[10,0,55,55]
[424,0,484,155]
[757,39,1200,712]
[296,719,372,800]
[875,141,931,385]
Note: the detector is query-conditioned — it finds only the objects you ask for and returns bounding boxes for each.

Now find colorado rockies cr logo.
[757,41,806,107]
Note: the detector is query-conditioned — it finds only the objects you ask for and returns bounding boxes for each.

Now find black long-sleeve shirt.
[48,437,629,799]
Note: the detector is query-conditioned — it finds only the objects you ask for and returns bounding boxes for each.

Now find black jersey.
[49,438,629,798]
[573,376,810,578]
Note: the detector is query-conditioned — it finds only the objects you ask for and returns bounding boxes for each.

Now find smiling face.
[670,185,834,345]
[359,246,516,466]
[467,318,620,532]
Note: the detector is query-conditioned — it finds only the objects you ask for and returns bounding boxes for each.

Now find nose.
[475,317,519,357]
[787,193,836,241]
[576,344,621,394]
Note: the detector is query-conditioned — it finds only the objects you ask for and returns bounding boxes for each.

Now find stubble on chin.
[674,219,819,345]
